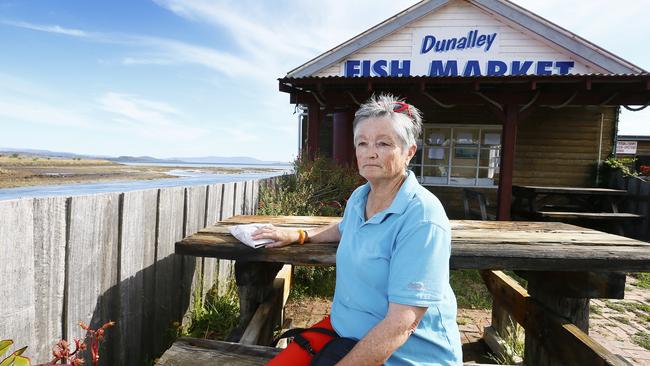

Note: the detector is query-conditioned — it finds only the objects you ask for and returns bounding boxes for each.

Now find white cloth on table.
[228,223,274,248]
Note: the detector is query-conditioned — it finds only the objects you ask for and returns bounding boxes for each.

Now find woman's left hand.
[252,225,300,248]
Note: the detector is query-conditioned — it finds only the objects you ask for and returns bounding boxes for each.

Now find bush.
[258,154,363,217]
[185,281,240,341]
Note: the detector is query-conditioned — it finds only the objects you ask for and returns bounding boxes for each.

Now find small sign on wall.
[617,140,638,154]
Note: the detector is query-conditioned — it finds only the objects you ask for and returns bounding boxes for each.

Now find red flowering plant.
[640,165,650,176]
[36,321,115,366]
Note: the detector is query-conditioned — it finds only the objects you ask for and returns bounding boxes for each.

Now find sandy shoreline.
[0,155,282,189]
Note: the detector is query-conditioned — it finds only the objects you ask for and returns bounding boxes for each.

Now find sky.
[0,0,648,162]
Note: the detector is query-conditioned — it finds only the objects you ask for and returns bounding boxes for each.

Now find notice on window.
[616,141,637,154]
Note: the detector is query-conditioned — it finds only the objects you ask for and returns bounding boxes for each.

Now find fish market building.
[279,0,650,219]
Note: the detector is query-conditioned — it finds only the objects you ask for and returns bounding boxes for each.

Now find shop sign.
[343,27,577,77]
[617,141,638,154]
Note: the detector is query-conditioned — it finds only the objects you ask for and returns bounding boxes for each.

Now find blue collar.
[354,170,418,224]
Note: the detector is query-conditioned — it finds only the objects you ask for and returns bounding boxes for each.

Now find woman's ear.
[407,144,417,161]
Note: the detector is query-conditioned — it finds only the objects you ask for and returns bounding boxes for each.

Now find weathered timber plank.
[203,184,223,299]
[156,338,508,366]
[66,193,120,366]
[217,183,236,296]
[155,338,280,366]
[118,190,158,366]
[154,187,186,354]
[183,186,206,318]
[32,197,66,363]
[536,211,642,220]
[234,181,245,216]
[176,216,650,271]
[516,271,626,299]
[481,271,626,366]
[0,199,36,359]
[513,186,627,196]
[245,180,255,215]
[205,184,223,226]
[221,182,235,220]
[251,180,260,215]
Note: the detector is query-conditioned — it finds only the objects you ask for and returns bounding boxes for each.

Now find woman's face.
[355,116,416,183]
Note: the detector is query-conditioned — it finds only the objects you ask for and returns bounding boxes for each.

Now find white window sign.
[617,141,637,154]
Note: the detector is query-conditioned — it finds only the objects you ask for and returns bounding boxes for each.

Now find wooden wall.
[514,106,616,187]
[0,177,274,366]
[637,141,650,156]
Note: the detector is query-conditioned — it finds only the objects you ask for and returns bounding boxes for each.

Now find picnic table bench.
[512,185,643,234]
[155,338,507,365]
[170,215,650,366]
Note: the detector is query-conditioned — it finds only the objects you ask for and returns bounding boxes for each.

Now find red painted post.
[496,104,518,220]
[333,110,353,165]
[307,103,321,159]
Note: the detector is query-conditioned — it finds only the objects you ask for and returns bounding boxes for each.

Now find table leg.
[524,277,589,366]
[226,261,283,342]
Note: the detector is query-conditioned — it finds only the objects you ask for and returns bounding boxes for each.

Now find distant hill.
[0,147,110,159]
[166,156,285,165]
[0,148,288,165]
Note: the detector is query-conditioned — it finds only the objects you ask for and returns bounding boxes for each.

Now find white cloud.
[98,92,206,140]
[121,57,175,65]
[0,20,89,37]
[0,97,94,128]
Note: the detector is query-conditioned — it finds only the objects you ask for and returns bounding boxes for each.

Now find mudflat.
[0,155,279,189]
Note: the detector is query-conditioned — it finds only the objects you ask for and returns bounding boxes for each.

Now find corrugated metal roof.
[280,73,650,81]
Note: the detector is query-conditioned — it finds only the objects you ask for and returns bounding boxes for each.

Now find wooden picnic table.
[175,215,650,366]
[511,185,642,235]
[512,185,628,213]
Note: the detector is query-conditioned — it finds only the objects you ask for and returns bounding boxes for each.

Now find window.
[410,124,502,187]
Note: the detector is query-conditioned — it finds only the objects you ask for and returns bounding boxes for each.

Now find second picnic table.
[175,215,650,366]
[511,185,642,234]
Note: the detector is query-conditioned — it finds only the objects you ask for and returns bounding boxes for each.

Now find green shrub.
[290,266,337,300]
[258,154,363,217]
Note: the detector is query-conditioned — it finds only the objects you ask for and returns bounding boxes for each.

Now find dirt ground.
[0,155,277,188]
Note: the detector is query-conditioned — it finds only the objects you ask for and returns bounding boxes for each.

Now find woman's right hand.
[252,225,300,248]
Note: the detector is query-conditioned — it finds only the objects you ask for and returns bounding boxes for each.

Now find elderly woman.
[255,94,462,365]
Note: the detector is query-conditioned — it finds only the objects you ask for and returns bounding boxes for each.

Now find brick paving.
[589,277,650,365]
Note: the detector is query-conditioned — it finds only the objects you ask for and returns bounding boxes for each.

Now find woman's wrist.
[296,229,311,245]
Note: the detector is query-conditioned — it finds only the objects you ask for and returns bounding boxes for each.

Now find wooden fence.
[611,173,650,240]
[0,177,277,366]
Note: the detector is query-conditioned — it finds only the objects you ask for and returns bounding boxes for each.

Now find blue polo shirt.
[331,171,462,365]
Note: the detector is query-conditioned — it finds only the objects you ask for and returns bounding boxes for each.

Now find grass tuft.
[632,331,650,350]
[630,273,650,289]
[450,270,492,309]
[185,280,240,340]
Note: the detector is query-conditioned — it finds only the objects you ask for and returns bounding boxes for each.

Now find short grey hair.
[353,94,423,150]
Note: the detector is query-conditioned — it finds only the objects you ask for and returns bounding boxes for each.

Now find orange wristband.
[297,229,306,245]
